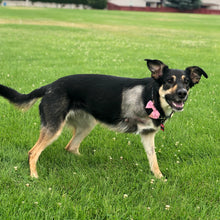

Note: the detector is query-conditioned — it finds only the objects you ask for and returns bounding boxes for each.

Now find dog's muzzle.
[167,88,188,111]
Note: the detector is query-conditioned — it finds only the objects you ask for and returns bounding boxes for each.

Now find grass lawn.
[0,7,219,219]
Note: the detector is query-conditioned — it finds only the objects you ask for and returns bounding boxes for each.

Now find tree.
[166,0,201,10]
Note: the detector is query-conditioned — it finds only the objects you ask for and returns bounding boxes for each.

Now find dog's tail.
[0,84,48,111]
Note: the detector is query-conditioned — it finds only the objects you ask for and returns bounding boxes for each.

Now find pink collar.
[145,100,174,131]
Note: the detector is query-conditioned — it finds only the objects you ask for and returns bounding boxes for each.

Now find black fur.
[0,84,47,105]
[1,74,156,132]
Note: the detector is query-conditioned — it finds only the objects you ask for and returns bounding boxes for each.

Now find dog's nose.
[177,88,187,99]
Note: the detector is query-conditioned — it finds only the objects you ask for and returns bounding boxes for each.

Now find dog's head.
[144,59,208,112]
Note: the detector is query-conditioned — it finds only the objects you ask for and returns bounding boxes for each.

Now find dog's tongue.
[173,101,184,108]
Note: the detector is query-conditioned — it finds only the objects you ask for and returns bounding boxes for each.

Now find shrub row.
[31,0,107,9]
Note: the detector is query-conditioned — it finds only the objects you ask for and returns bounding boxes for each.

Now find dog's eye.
[167,78,174,84]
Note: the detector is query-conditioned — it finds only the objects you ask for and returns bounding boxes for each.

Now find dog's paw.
[30,172,39,179]
[154,171,163,179]
[66,148,81,156]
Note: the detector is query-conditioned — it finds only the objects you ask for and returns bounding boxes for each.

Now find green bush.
[31,0,87,5]
[88,0,107,9]
[30,0,107,9]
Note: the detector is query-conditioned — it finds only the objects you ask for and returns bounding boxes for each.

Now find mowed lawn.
[0,7,219,219]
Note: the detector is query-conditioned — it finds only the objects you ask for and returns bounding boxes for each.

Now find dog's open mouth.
[170,101,184,111]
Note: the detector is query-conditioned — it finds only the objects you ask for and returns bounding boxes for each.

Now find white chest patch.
[121,85,146,118]
[115,85,159,134]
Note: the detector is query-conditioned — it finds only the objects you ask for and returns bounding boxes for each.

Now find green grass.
[0,7,219,219]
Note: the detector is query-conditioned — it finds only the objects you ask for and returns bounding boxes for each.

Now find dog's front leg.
[141,132,163,178]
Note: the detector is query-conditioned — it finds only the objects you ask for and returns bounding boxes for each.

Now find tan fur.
[28,123,65,178]
[172,75,176,82]
[159,84,178,98]
[159,86,173,117]
[190,71,201,84]
[65,124,95,155]
[65,129,79,154]
[141,132,163,178]
[14,98,38,111]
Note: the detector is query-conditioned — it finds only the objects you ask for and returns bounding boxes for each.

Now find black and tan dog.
[0,59,208,178]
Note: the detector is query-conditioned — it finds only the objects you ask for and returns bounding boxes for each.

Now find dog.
[0,59,208,178]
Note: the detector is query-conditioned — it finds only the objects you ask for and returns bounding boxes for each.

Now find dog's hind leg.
[28,123,65,178]
[28,94,68,178]
[65,111,96,155]
[65,129,79,155]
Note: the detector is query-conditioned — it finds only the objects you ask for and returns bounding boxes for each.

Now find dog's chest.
[118,85,158,133]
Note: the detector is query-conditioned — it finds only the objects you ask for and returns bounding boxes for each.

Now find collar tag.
[145,100,160,119]
[160,123,165,131]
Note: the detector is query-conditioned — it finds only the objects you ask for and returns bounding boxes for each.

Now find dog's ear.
[185,66,208,87]
[144,59,168,80]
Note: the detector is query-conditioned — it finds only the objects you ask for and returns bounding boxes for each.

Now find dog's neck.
[147,86,165,116]
[159,96,173,117]
[144,85,174,131]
